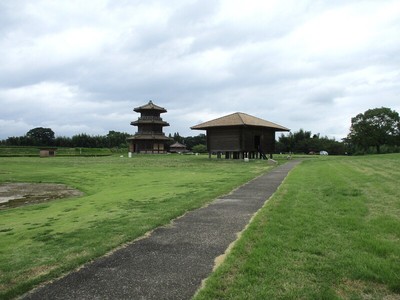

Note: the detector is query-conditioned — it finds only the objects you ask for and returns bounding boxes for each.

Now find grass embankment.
[196,154,400,299]
[0,146,118,157]
[0,155,272,299]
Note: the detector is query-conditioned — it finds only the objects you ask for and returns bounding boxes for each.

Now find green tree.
[192,144,207,153]
[277,129,344,155]
[71,133,92,148]
[106,131,130,148]
[348,107,400,153]
[54,136,73,147]
[173,132,184,144]
[26,127,55,146]
[184,134,206,150]
[277,129,311,153]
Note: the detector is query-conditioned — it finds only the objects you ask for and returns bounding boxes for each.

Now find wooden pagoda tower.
[127,101,171,154]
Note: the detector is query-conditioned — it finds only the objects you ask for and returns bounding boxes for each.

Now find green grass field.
[195,154,400,299]
[2,154,399,299]
[0,154,272,299]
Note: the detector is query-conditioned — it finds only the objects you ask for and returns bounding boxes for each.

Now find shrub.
[192,144,207,153]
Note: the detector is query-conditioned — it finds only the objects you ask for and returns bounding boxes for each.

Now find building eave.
[191,112,290,131]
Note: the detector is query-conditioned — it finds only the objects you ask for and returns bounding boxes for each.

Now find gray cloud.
[1,0,400,140]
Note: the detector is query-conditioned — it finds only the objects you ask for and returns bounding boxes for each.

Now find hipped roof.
[170,142,186,148]
[134,100,167,113]
[191,112,290,131]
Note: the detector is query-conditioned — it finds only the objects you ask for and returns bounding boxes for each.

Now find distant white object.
[244,157,249,162]
[128,152,132,158]
[120,155,124,158]
[320,151,329,155]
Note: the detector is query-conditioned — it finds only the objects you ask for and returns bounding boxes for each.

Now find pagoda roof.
[170,142,186,148]
[127,134,171,141]
[134,100,167,113]
[191,112,290,131]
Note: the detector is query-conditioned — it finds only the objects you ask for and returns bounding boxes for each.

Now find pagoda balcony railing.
[136,131,165,135]
[138,116,163,121]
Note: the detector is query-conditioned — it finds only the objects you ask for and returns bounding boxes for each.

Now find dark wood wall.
[261,129,276,153]
[129,140,166,153]
[207,127,241,151]
[207,126,276,154]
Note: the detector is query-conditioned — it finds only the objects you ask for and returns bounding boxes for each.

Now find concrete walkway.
[23,160,300,300]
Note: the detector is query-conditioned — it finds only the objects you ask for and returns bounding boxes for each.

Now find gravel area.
[0,183,83,209]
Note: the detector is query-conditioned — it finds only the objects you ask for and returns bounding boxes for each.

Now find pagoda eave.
[127,135,171,141]
[130,120,170,126]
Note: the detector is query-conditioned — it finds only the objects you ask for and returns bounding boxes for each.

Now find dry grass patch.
[336,279,400,300]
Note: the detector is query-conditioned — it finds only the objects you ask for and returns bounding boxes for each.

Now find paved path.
[23,160,300,300]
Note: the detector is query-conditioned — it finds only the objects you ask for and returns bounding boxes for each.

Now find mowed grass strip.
[195,154,400,299]
[0,155,272,299]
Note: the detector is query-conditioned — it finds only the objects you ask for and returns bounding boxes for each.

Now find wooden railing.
[138,116,163,121]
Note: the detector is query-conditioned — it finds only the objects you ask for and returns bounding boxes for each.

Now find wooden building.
[39,147,57,157]
[127,101,171,154]
[191,112,290,159]
[169,142,188,153]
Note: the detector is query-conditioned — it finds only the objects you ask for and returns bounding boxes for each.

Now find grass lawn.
[0,154,272,299]
[195,154,400,299]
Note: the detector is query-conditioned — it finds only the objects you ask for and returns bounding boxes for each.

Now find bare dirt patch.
[0,182,84,209]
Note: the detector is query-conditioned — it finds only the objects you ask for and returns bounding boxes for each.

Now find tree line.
[276,130,345,155]
[167,132,206,151]
[0,128,131,149]
[0,128,207,151]
[276,107,399,155]
[1,107,399,155]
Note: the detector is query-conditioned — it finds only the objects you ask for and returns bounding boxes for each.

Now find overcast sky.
[1,0,399,141]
